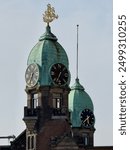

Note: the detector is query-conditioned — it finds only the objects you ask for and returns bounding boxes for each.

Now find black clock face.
[80,108,95,127]
[50,63,69,86]
[25,63,39,87]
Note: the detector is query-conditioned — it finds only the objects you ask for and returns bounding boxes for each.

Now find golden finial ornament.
[43,4,58,25]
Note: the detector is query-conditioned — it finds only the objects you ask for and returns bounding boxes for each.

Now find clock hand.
[56,72,62,81]
[87,116,90,124]
[29,73,34,84]
[83,116,90,124]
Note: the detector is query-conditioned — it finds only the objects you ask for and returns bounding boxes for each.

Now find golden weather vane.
[43,4,58,25]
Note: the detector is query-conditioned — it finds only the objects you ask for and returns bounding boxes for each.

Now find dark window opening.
[28,136,30,149]
[27,135,35,150]
[31,136,34,149]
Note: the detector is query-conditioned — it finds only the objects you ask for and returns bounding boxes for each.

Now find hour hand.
[28,73,34,84]
[83,116,90,124]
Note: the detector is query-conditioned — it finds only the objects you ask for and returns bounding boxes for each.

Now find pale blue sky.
[0,0,112,146]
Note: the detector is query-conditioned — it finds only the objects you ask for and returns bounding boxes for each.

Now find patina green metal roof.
[27,25,69,86]
[69,78,94,127]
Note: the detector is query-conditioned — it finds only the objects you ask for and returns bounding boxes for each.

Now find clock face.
[80,108,95,128]
[50,63,69,86]
[25,63,39,87]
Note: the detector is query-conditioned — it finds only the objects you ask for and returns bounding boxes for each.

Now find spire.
[76,25,79,80]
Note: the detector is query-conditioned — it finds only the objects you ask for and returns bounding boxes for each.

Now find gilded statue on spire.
[43,4,58,25]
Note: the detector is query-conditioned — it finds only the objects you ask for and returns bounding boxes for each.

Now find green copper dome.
[69,78,94,127]
[27,25,69,86]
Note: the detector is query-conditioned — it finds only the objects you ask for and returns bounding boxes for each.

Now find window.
[28,136,31,149]
[52,98,56,108]
[57,98,60,108]
[27,135,35,150]
[52,93,62,109]
[52,98,61,108]
[31,136,34,149]
[32,93,38,109]
[85,137,88,145]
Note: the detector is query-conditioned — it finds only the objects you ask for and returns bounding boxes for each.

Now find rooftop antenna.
[76,25,79,80]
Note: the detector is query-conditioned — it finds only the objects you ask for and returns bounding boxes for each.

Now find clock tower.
[23,4,71,150]
[22,4,97,150]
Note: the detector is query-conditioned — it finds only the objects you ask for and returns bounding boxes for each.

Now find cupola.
[69,78,94,127]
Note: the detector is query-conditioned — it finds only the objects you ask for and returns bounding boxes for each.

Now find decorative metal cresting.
[43,4,58,25]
